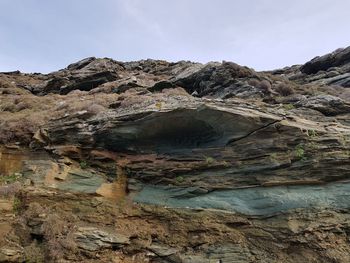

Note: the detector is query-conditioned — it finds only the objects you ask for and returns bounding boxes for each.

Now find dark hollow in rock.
[148,81,175,93]
[95,107,263,153]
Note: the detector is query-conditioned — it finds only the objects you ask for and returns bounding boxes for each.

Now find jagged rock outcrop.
[300,47,350,74]
[34,57,122,95]
[272,46,350,90]
[1,48,350,262]
[1,56,295,100]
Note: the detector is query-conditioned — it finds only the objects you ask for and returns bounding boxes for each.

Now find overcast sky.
[0,0,349,73]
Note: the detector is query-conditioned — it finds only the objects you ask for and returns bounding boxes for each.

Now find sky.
[0,0,349,73]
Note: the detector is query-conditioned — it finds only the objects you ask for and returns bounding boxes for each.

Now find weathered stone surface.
[300,47,350,74]
[148,243,179,257]
[172,61,263,98]
[34,57,123,94]
[74,227,129,251]
[134,181,350,216]
[295,94,350,116]
[274,46,350,91]
[1,55,295,100]
[0,248,23,263]
[2,50,350,262]
[37,93,350,191]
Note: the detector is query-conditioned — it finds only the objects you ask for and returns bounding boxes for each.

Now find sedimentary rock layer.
[1,46,350,262]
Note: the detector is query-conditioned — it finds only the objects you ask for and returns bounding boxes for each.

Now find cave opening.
[96,111,224,153]
[95,108,257,154]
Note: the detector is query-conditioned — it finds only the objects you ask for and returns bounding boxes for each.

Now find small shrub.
[62,229,78,252]
[257,80,272,94]
[24,202,46,219]
[0,102,16,112]
[0,182,21,197]
[283,104,295,111]
[79,161,88,169]
[307,129,317,137]
[0,173,22,184]
[222,161,230,167]
[40,213,77,260]
[0,116,44,144]
[46,238,65,260]
[270,153,278,160]
[41,214,66,260]
[155,102,162,110]
[248,79,260,87]
[41,214,66,239]
[24,240,45,263]
[205,157,215,164]
[275,83,295,96]
[222,61,253,78]
[175,176,184,183]
[294,144,305,160]
[13,197,22,213]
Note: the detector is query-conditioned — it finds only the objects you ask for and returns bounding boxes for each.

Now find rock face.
[300,47,350,74]
[42,94,350,191]
[36,57,121,94]
[1,47,350,262]
[272,46,350,89]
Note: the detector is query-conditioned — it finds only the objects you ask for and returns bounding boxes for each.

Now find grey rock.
[178,244,254,263]
[325,72,350,87]
[36,58,124,95]
[172,61,261,98]
[278,46,350,89]
[149,243,179,257]
[67,57,97,70]
[134,181,350,216]
[58,170,105,194]
[300,47,350,74]
[74,227,129,251]
[296,94,350,116]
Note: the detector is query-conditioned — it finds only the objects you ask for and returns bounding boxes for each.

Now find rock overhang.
[93,105,278,153]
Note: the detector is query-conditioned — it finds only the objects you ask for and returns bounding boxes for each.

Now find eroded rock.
[2,51,350,262]
[300,47,350,74]
[74,227,129,251]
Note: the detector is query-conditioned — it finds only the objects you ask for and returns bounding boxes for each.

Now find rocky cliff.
[1,47,350,262]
